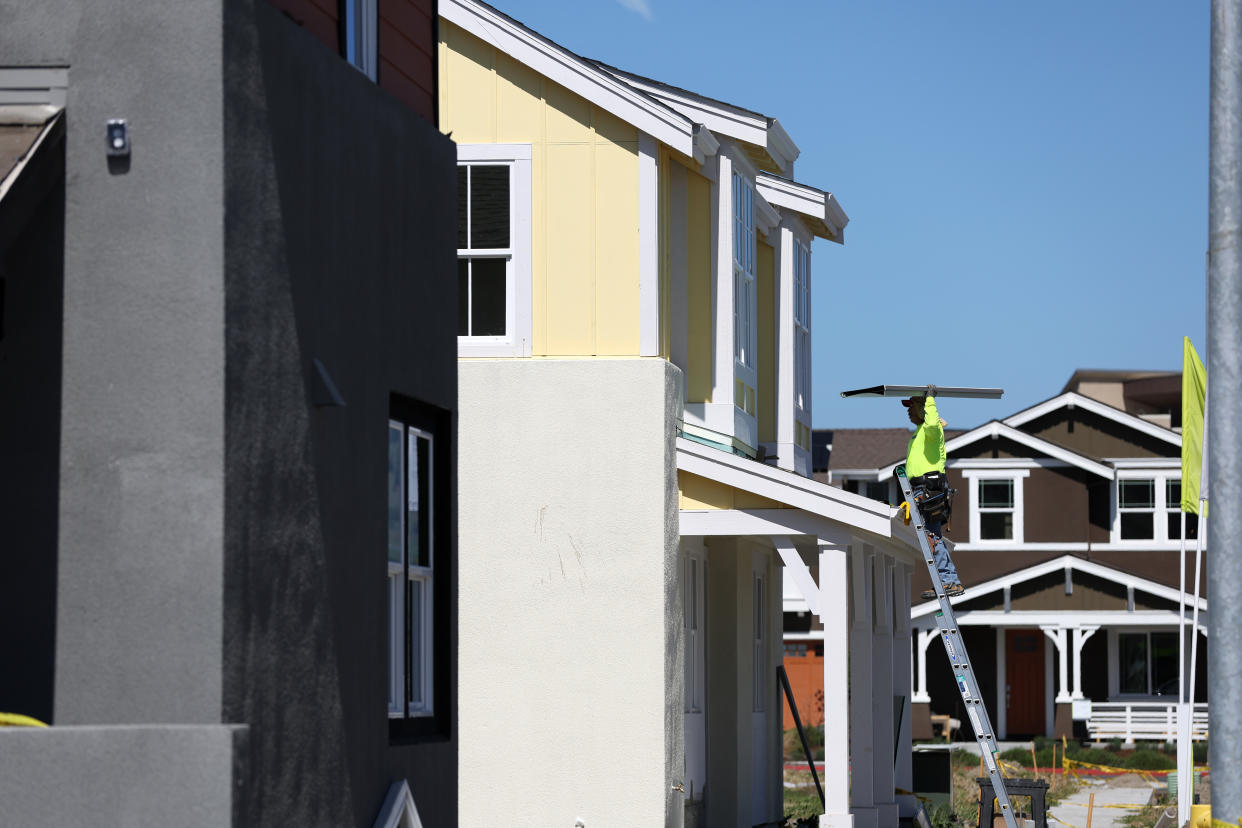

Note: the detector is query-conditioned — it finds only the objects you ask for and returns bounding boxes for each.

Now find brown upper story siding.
[1022,408,1176,460]
[266,0,339,53]
[379,0,436,123]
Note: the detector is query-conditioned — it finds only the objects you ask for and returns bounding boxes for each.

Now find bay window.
[733,172,757,416]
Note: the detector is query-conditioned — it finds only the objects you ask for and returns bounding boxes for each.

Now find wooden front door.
[1005,629,1045,736]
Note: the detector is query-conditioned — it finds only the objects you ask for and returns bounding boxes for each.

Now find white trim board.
[638,132,659,356]
[1004,391,1182,448]
[909,553,1208,619]
[372,780,425,828]
[755,172,848,243]
[913,609,1203,629]
[878,420,1114,481]
[441,0,695,156]
[598,64,798,173]
[677,437,892,537]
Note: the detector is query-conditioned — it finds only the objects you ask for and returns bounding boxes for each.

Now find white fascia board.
[909,553,1208,619]
[0,108,61,202]
[693,124,720,164]
[829,469,883,479]
[766,117,801,171]
[441,0,695,156]
[1108,457,1182,469]
[754,187,781,232]
[605,69,800,175]
[1004,391,1182,448]
[676,437,892,537]
[915,610,1201,628]
[755,172,849,243]
[877,421,1114,481]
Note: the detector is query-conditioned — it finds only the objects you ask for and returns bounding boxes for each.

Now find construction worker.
[903,391,964,599]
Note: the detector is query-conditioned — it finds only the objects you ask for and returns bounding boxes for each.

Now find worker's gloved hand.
[927,384,938,398]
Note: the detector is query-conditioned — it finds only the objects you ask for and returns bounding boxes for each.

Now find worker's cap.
[901,396,925,407]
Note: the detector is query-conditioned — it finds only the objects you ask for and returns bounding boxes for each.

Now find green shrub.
[1193,741,1209,763]
[1074,747,1119,767]
[1000,747,1033,767]
[1126,749,1176,770]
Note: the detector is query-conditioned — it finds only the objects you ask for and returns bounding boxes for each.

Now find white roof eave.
[442,0,696,157]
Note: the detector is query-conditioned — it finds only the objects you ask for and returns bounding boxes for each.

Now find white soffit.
[1004,391,1182,448]
[441,0,696,157]
[755,172,849,243]
[676,437,892,537]
[910,553,1208,618]
[877,421,1114,481]
[597,64,798,174]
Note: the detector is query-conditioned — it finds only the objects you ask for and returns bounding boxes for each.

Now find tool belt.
[911,471,955,525]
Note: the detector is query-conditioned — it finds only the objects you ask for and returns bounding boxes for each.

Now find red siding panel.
[380,0,434,56]
[266,0,339,54]
[379,58,435,122]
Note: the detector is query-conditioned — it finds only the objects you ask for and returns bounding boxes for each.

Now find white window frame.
[1111,470,1182,545]
[962,470,1028,544]
[388,420,435,719]
[684,549,706,714]
[792,238,812,452]
[343,0,378,80]
[457,144,532,358]
[732,171,757,414]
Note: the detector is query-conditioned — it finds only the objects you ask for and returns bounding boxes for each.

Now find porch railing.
[1085,702,1209,743]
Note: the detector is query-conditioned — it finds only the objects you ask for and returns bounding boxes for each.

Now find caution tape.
[0,712,48,727]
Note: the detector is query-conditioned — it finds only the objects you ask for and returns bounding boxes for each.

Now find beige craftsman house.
[441,0,923,825]
[796,372,1209,744]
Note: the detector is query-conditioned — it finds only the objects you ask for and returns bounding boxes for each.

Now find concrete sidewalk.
[1047,779,1157,828]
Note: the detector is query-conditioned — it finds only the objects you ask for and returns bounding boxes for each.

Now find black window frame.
[388,394,452,743]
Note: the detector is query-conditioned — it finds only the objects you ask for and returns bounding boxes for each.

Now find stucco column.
[1071,626,1100,700]
[848,545,877,828]
[1041,626,1070,703]
[819,539,853,828]
[914,628,935,703]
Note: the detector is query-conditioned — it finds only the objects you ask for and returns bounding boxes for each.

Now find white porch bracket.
[1040,626,1071,703]
[1071,625,1100,700]
[775,536,820,616]
[913,627,936,703]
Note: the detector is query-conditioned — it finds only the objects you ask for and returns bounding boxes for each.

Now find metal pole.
[1208,1,1242,822]
[1177,514,1191,828]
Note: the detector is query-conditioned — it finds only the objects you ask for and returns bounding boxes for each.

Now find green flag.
[1181,337,1207,514]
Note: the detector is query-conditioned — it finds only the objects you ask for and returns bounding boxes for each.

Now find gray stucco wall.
[49,0,226,724]
[224,2,458,825]
[0,725,246,827]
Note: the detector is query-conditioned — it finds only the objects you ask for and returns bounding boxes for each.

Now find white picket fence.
[1085,702,1209,743]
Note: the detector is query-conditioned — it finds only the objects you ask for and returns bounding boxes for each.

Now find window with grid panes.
[387,396,451,741]
[794,239,811,415]
[457,163,512,340]
[1118,479,1155,540]
[977,478,1015,540]
[732,173,756,371]
[1165,479,1199,540]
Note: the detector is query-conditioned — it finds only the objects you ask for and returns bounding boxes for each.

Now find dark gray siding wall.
[224,2,457,825]
[0,131,64,725]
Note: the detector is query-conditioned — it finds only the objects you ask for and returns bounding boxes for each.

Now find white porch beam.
[679,508,853,546]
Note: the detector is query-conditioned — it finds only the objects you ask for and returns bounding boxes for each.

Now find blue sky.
[493,0,1209,429]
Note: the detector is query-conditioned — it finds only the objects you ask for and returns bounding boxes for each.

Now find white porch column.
[848,544,877,828]
[710,152,734,411]
[774,222,796,471]
[1041,626,1071,703]
[871,555,898,828]
[819,538,854,828]
[914,629,935,703]
[892,564,916,820]
[1071,626,1100,700]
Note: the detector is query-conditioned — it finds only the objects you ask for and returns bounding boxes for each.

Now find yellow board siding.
[757,237,775,443]
[677,471,790,511]
[440,21,640,356]
[685,168,712,402]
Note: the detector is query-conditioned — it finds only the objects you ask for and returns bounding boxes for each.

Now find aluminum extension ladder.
[895,463,1019,828]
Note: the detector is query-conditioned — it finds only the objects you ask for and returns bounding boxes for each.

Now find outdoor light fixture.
[105,119,129,158]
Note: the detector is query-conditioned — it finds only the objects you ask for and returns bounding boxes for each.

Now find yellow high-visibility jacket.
[906,396,946,478]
